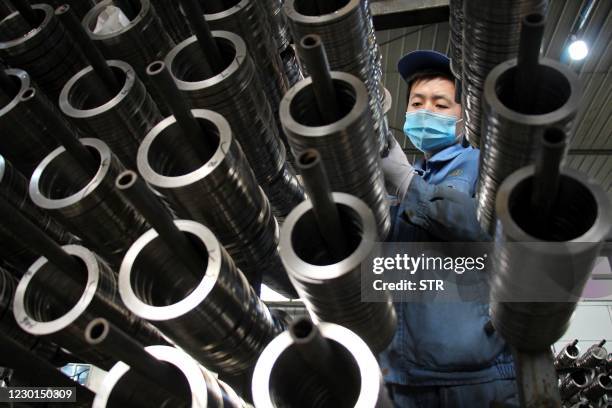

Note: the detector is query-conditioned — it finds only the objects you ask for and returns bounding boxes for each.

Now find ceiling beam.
[370,0,450,31]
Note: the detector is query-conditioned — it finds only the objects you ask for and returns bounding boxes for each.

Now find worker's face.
[407,77,461,118]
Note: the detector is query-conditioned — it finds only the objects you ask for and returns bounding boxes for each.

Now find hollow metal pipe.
[514,13,546,112]
[178,0,224,75]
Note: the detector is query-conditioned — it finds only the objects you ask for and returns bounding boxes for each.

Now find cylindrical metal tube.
[29,138,150,268]
[56,3,121,95]
[281,45,304,88]
[119,220,280,376]
[279,192,396,353]
[82,0,175,113]
[166,30,304,219]
[0,4,87,100]
[280,71,390,239]
[555,339,580,370]
[477,57,581,235]
[12,244,166,370]
[59,60,162,169]
[559,369,594,400]
[461,0,547,148]
[583,373,612,402]
[179,0,224,75]
[514,13,546,112]
[262,0,291,52]
[296,34,340,123]
[252,321,393,407]
[137,107,296,296]
[491,167,612,351]
[284,0,391,154]
[577,341,608,369]
[449,0,463,82]
[0,69,60,177]
[93,345,249,408]
[0,154,75,275]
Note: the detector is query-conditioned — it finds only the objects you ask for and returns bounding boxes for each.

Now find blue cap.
[397,50,452,83]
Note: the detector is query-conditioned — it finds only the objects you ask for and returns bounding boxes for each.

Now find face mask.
[403,110,458,153]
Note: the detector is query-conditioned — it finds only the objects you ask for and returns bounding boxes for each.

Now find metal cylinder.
[284,0,391,154]
[279,193,396,353]
[262,0,290,52]
[0,154,76,275]
[555,340,581,370]
[583,373,612,402]
[280,71,391,239]
[82,0,175,114]
[577,342,609,369]
[29,138,149,268]
[0,3,87,100]
[166,30,304,219]
[281,45,304,88]
[490,166,612,351]
[93,345,250,408]
[560,369,595,400]
[12,244,166,370]
[461,0,547,148]
[59,60,162,169]
[149,0,192,43]
[0,69,60,177]
[252,321,393,407]
[137,109,296,297]
[449,0,463,81]
[119,220,280,376]
[476,58,582,235]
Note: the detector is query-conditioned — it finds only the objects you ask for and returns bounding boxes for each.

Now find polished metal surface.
[284,0,391,154]
[59,60,162,169]
[12,245,165,370]
[0,154,75,275]
[165,31,304,219]
[279,193,396,354]
[477,58,581,235]
[559,369,594,400]
[281,45,303,88]
[83,0,175,114]
[0,69,60,176]
[29,138,149,268]
[582,373,612,403]
[576,342,608,369]
[0,4,87,100]
[280,71,391,239]
[491,166,612,351]
[449,0,462,80]
[554,340,580,370]
[137,110,296,296]
[461,0,547,148]
[262,0,290,52]
[252,321,393,407]
[119,220,280,376]
[94,345,251,408]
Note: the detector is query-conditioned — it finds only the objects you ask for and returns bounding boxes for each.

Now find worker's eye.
[436,104,449,109]
[411,102,422,107]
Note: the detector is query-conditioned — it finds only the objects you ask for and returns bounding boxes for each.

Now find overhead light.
[568,39,589,61]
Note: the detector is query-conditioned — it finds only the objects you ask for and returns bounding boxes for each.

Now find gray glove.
[380,137,415,200]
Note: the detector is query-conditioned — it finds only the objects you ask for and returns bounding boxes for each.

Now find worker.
[379,50,517,407]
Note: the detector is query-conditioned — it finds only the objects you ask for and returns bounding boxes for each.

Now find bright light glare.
[568,40,589,61]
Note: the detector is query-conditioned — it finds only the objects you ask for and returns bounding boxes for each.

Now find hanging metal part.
[12,244,166,370]
[296,149,348,260]
[582,372,612,402]
[280,71,391,239]
[577,341,608,369]
[476,57,581,236]
[145,60,214,160]
[555,340,580,370]
[284,0,391,155]
[0,154,76,275]
[491,167,611,351]
[119,219,280,376]
[137,108,296,296]
[149,0,191,43]
[261,0,291,52]
[514,13,546,112]
[296,34,340,124]
[84,317,188,402]
[82,0,175,113]
[59,60,162,169]
[115,170,204,278]
[252,321,393,407]
[56,3,121,96]
[279,192,396,354]
[165,30,304,220]
[0,69,61,176]
[559,369,595,400]
[0,333,94,406]
[512,348,562,408]
[93,345,249,408]
[461,0,547,148]
[29,138,150,268]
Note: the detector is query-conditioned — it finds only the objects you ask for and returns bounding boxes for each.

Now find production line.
[0,0,610,407]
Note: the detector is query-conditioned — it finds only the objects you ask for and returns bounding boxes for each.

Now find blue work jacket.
[379,142,515,387]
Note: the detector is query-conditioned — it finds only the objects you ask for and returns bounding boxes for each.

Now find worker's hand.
[380,137,415,201]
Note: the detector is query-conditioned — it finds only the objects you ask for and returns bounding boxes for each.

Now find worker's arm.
[380,137,415,199]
